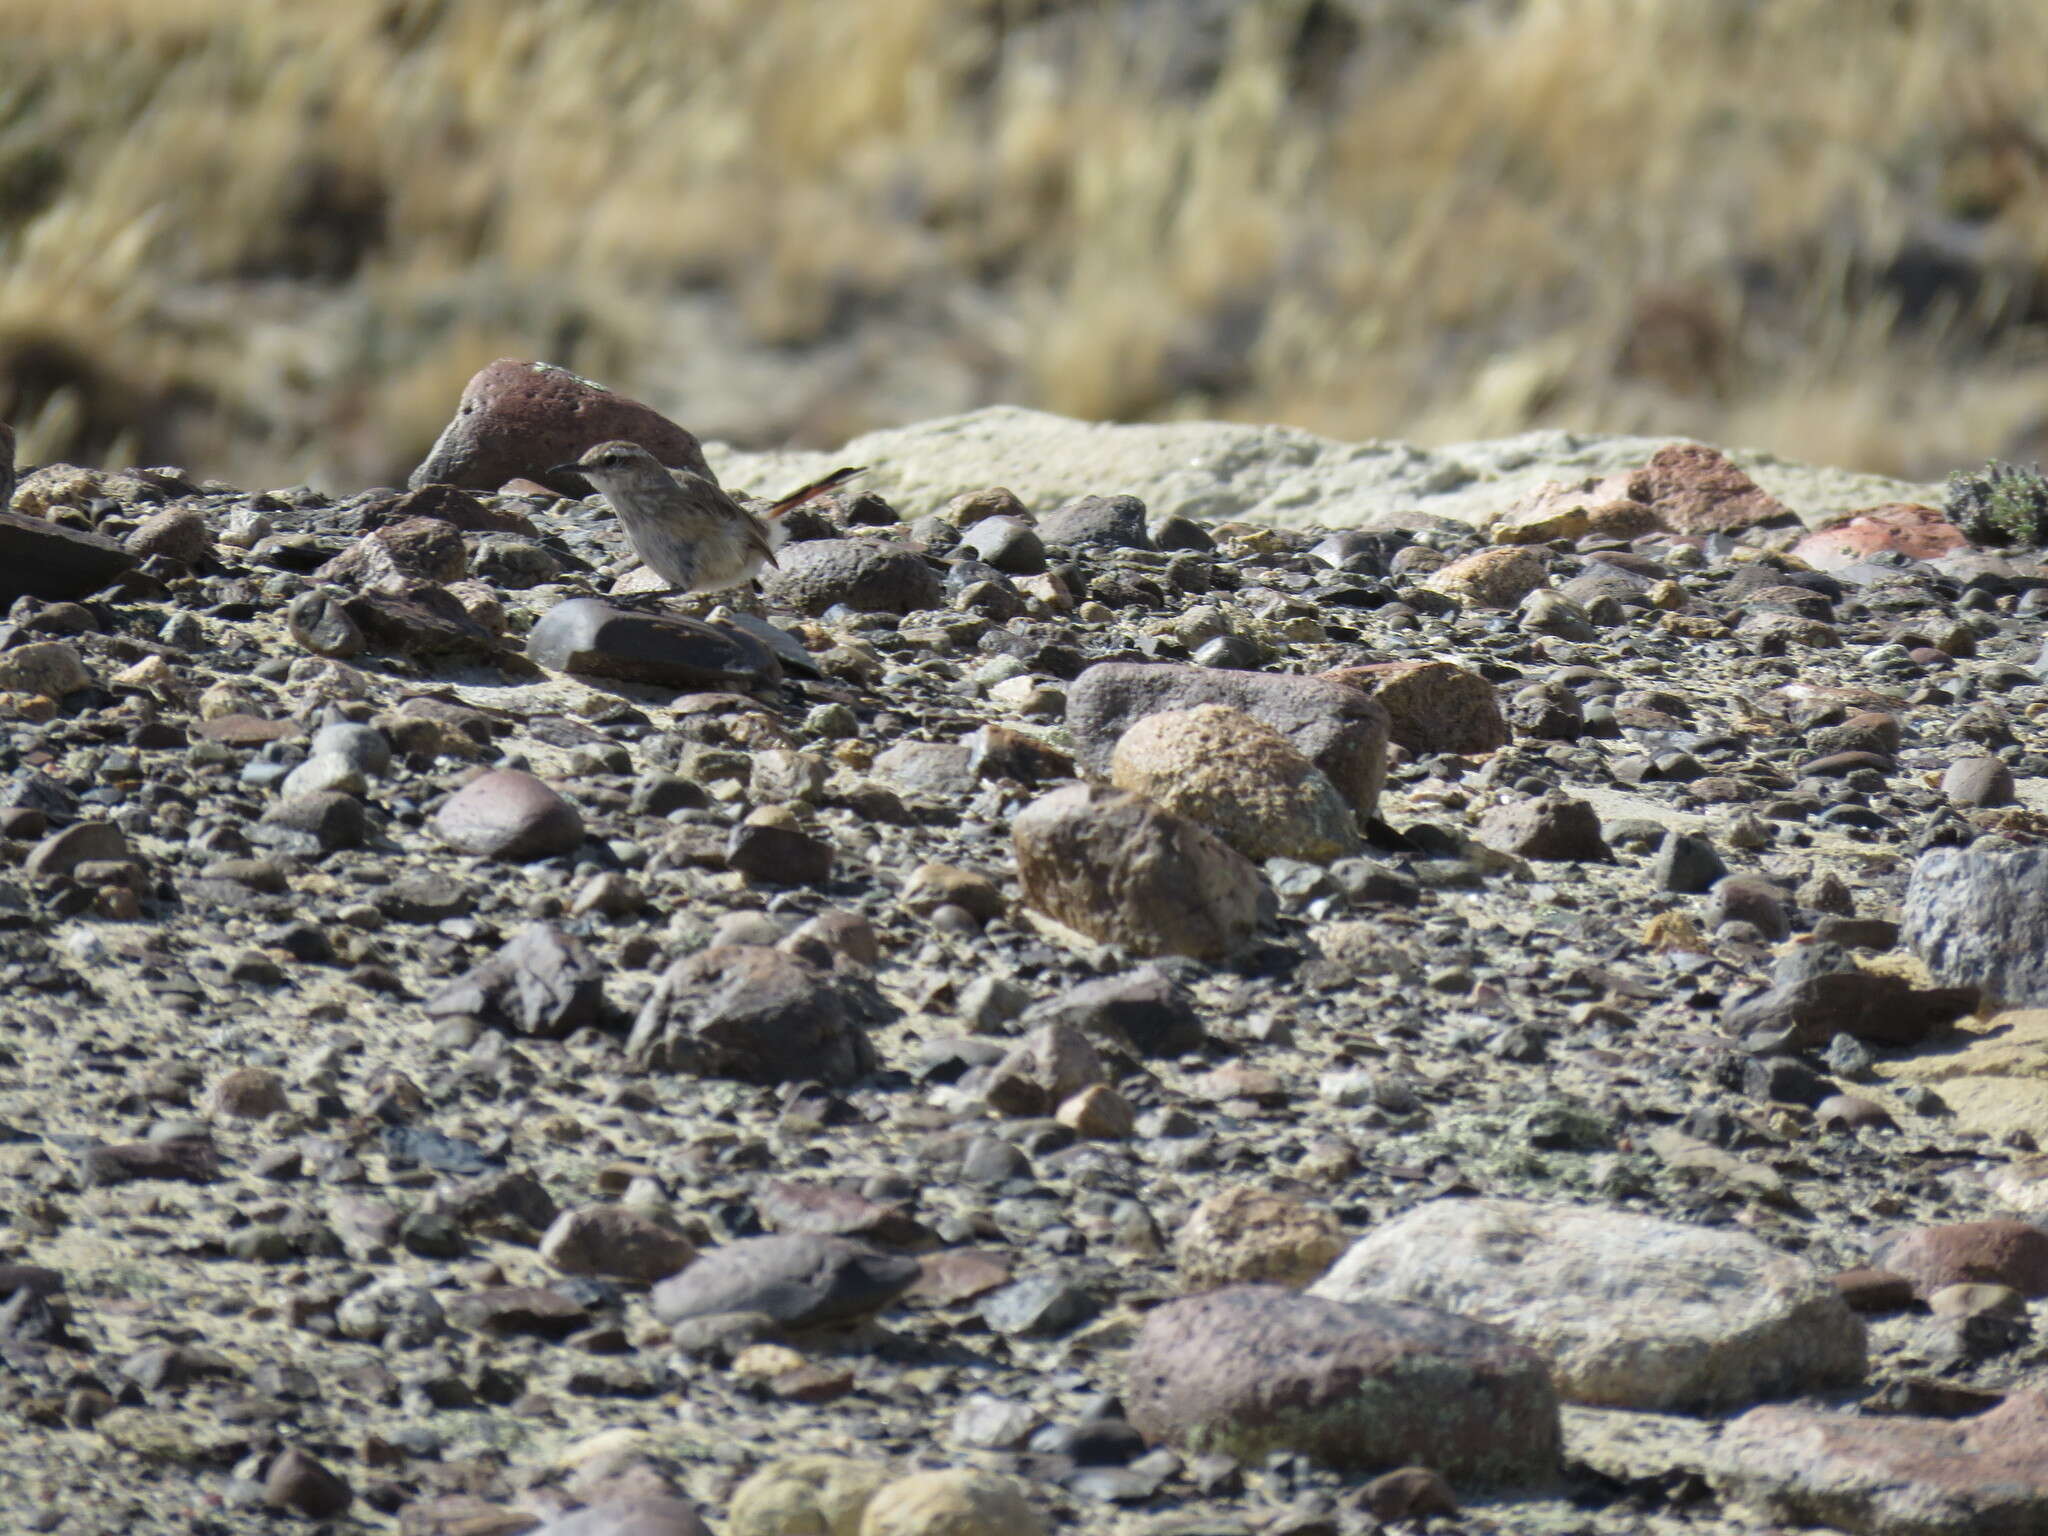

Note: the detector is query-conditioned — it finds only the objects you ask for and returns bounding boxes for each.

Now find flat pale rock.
[710,407,1935,531]
[727,1455,891,1536]
[858,1469,1043,1536]
[1309,1197,1865,1411]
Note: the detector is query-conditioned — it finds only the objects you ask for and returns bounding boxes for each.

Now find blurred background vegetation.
[1,0,2045,490]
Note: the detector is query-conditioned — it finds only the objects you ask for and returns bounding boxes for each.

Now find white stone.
[710,406,1938,532]
[1309,1197,1865,1411]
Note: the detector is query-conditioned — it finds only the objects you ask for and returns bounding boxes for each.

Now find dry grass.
[1,0,2045,489]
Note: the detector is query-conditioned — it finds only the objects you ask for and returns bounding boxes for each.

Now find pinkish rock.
[1792,504,1969,571]
[1710,1389,2048,1536]
[1871,1219,2048,1299]
[1125,1285,1559,1484]
[1634,443,1792,534]
[433,769,585,861]
[409,359,714,499]
[541,1205,696,1285]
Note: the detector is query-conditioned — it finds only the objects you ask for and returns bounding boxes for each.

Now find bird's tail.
[763,466,865,543]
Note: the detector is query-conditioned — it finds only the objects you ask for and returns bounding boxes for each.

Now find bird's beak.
[547,463,585,478]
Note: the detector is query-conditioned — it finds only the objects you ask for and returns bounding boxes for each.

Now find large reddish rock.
[1125,1285,1559,1485]
[1634,442,1792,534]
[1870,1219,2048,1299]
[1710,1389,2048,1536]
[1792,503,1968,571]
[409,359,714,498]
[1321,661,1507,756]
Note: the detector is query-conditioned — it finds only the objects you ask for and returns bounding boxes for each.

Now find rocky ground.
[1,367,2048,1536]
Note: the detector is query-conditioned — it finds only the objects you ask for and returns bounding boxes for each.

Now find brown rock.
[1710,1389,2048,1534]
[424,921,605,1038]
[755,1180,933,1249]
[1012,784,1264,960]
[319,517,469,587]
[901,862,1006,922]
[1321,660,1507,756]
[1125,1285,1559,1484]
[264,1446,352,1519]
[1942,755,2016,808]
[984,1023,1109,1118]
[209,1068,289,1120]
[410,359,714,498]
[1359,1466,1460,1522]
[1636,443,1792,534]
[626,944,884,1085]
[908,1250,1013,1306]
[446,1286,589,1339]
[24,821,128,880]
[1792,503,1968,571]
[541,1206,696,1285]
[1828,1268,1917,1314]
[1871,1219,2048,1299]
[366,483,539,536]
[1476,791,1609,861]
[125,508,213,564]
[434,770,585,861]
[82,1138,218,1187]
[1055,1084,1135,1141]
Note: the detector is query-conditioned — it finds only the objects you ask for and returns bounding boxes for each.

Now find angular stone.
[526,600,780,691]
[1126,1285,1560,1484]
[0,511,136,605]
[264,1446,352,1519]
[1476,791,1609,861]
[1067,662,1390,814]
[319,517,468,586]
[1019,966,1204,1057]
[541,1206,696,1285]
[425,922,605,1038]
[1636,442,1792,534]
[434,770,584,860]
[1904,848,2048,1007]
[984,1024,1108,1117]
[725,822,834,886]
[1013,783,1264,960]
[364,483,539,535]
[1710,1390,2048,1536]
[343,581,503,661]
[1310,1198,1865,1411]
[650,1234,920,1330]
[626,945,883,1085]
[410,359,715,498]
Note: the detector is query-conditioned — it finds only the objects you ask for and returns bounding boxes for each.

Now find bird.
[550,440,862,602]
